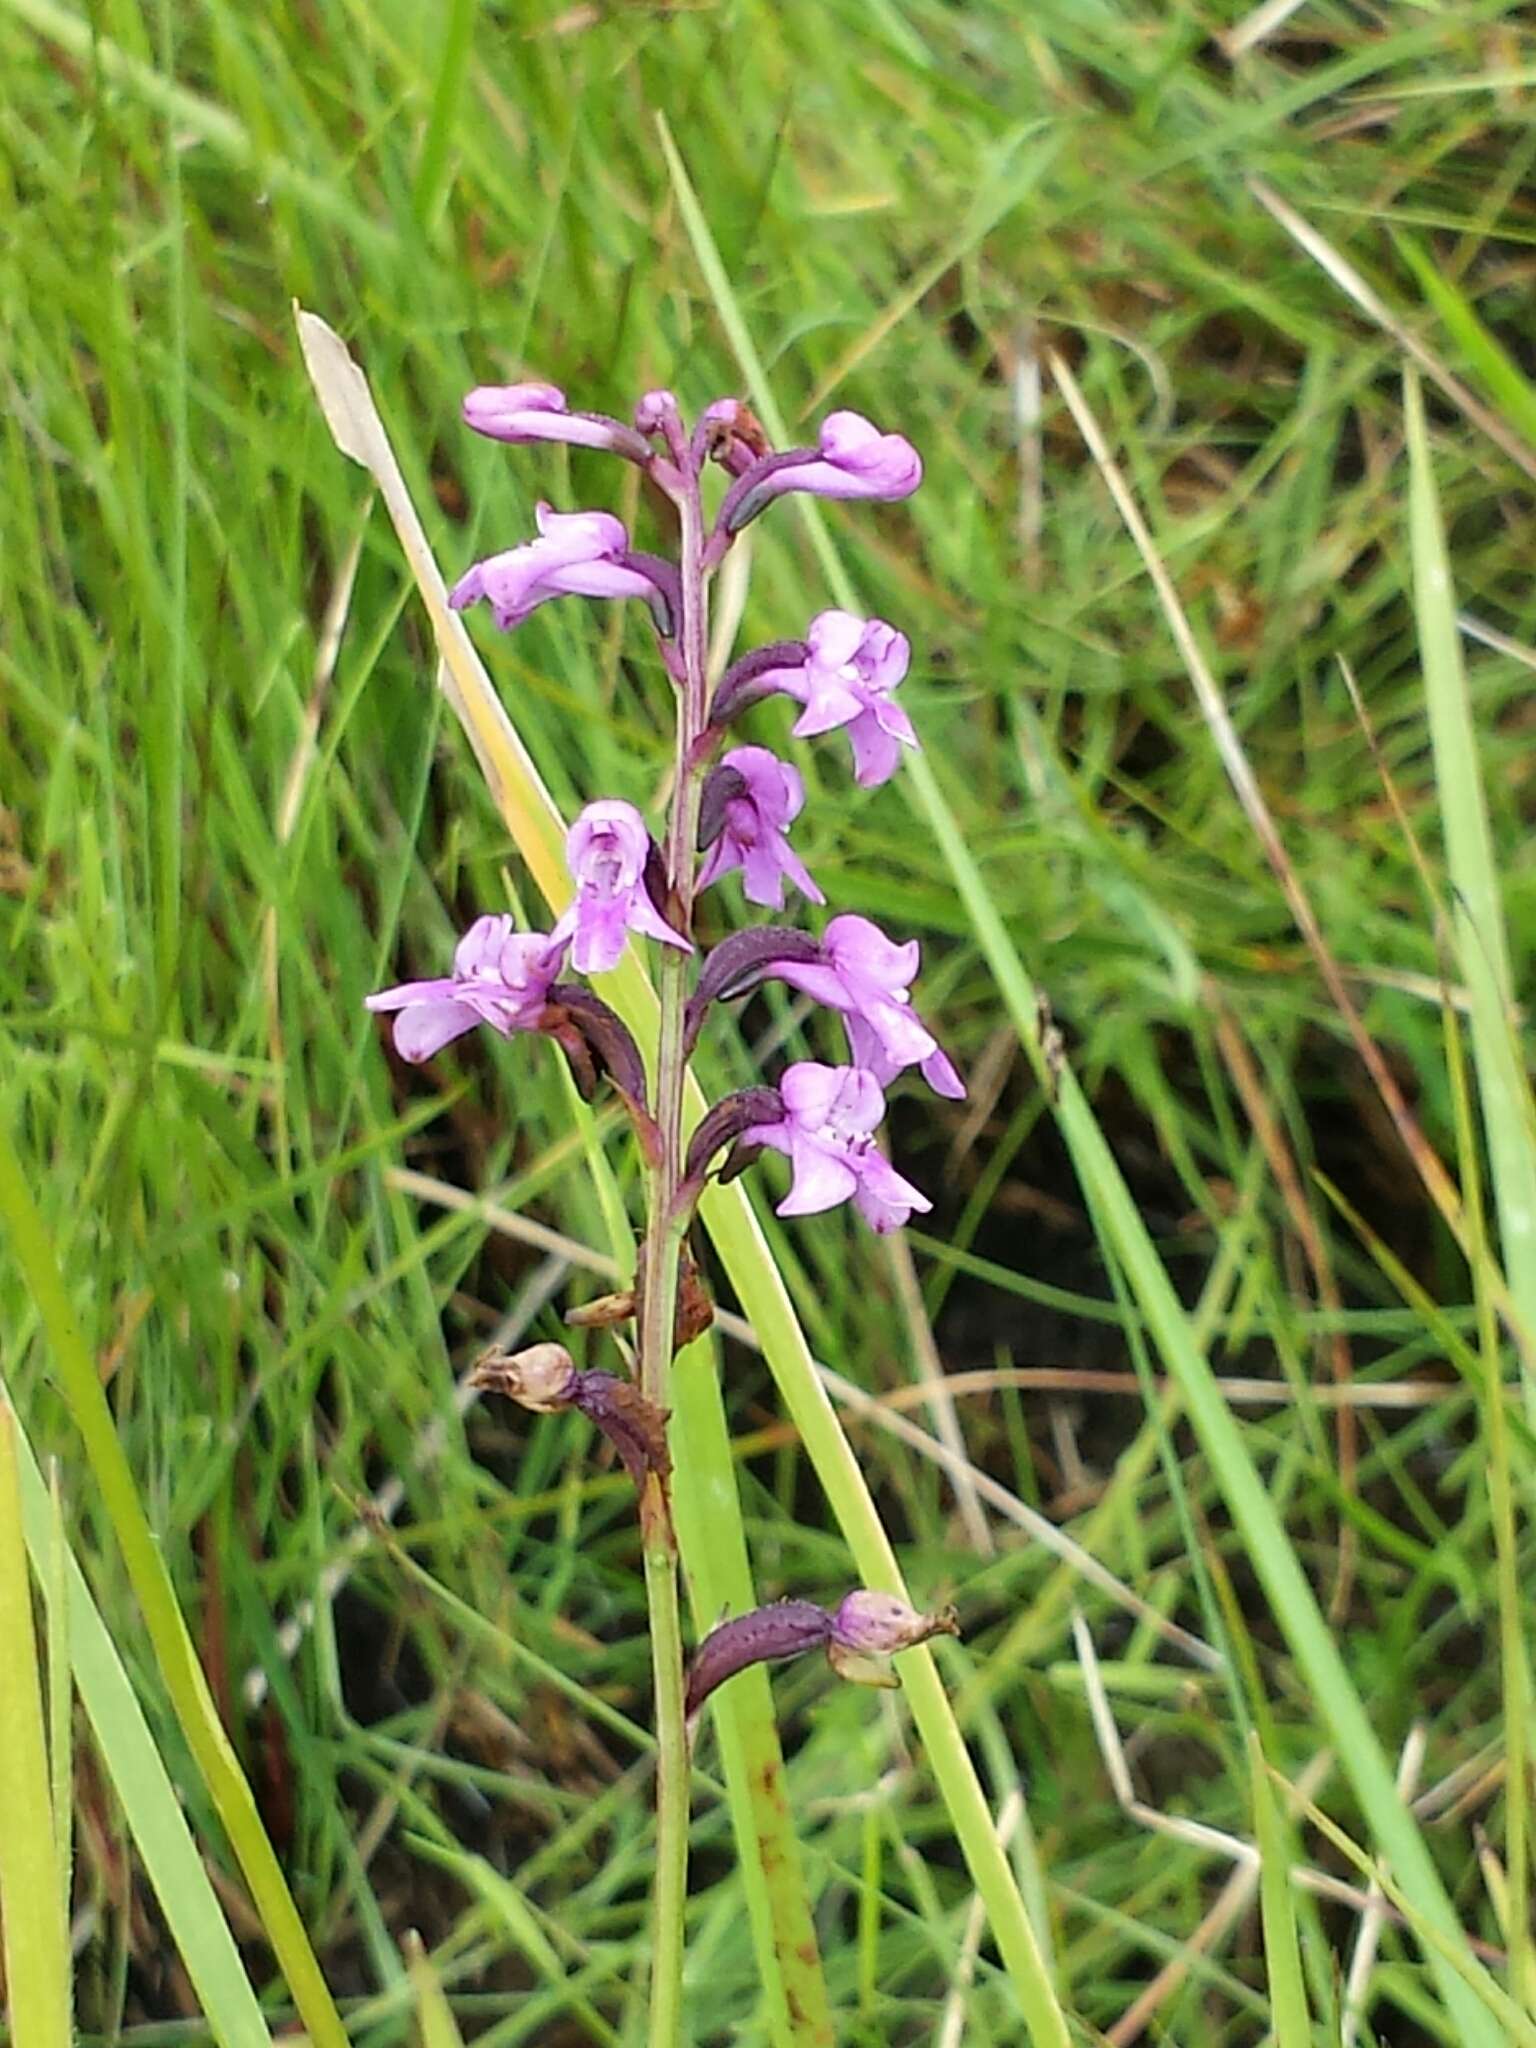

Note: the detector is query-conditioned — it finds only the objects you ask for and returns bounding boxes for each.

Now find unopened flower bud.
[468,1342,578,1413]
[832,1589,959,1656]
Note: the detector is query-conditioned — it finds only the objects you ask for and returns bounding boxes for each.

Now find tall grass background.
[2,2,1533,2042]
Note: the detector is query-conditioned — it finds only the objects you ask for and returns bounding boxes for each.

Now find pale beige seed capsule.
[468,1342,578,1414]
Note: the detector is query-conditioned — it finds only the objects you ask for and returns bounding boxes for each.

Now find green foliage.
[2,0,1533,2041]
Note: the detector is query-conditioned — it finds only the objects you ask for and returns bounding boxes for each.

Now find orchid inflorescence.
[368,377,957,1741]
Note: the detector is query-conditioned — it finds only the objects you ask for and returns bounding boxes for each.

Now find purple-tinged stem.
[635,454,712,2048]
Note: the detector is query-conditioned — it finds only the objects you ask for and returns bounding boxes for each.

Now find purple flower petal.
[718,413,922,531]
[463,382,649,459]
[556,798,692,973]
[805,411,923,498]
[851,1153,932,1232]
[770,612,920,783]
[365,975,461,1013]
[778,1135,861,1216]
[450,504,667,633]
[695,747,822,910]
[920,1044,966,1100]
[739,1062,930,1232]
[846,713,905,788]
[366,915,564,1062]
[454,913,516,978]
[391,999,482,1063]
[780,1062,882,1133]
[824,915,921,990]
[770,959,859,1013]
[789,679,866,738]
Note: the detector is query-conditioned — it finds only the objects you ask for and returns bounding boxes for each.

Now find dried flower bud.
[563,1290,637,1330]
[470,1349,670,1496]
[685,1601,834,1718]
[698,397,771,475]
[573,1372,671,1491]
[467,1342,579,1413]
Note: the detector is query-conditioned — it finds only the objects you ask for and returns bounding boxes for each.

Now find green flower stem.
[636,471,713,2046]
[640,1468,690,2048]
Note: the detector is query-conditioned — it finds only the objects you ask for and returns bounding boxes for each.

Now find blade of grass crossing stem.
[298,304,1069,2044]
[298,309,833,2046]
[670,1345,837,2047]
[5,1402,273,2048]
[1406,368,1536,1431]
[1249,1735,1313,2048]
[0,1122,346,2048]
[652,126,1504,2044]
[0,1399,71,2048]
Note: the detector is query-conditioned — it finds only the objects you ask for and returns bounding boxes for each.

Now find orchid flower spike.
[552,799,692,976]
[365,915,564,1063]
[450,503,678,636]
[462,383,651,461]
[740,1062,930,1233]
[698,746,825,910]
[718,411,922,535]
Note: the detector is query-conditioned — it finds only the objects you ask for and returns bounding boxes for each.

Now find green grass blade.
[1406,367,1536,1431]
[902,785,1501,2045]
[0,1120,345,2048]
[0,1397,71,2048]
[411,0,477,234]
[405,1932,467,2048]
[3,0,390,245]
[1395,235,1536,452]
[44,1462,73,1973]
[4,1405,272,2048]
[1250,1735,1313,2048]
[1299,1786,1536,2047]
